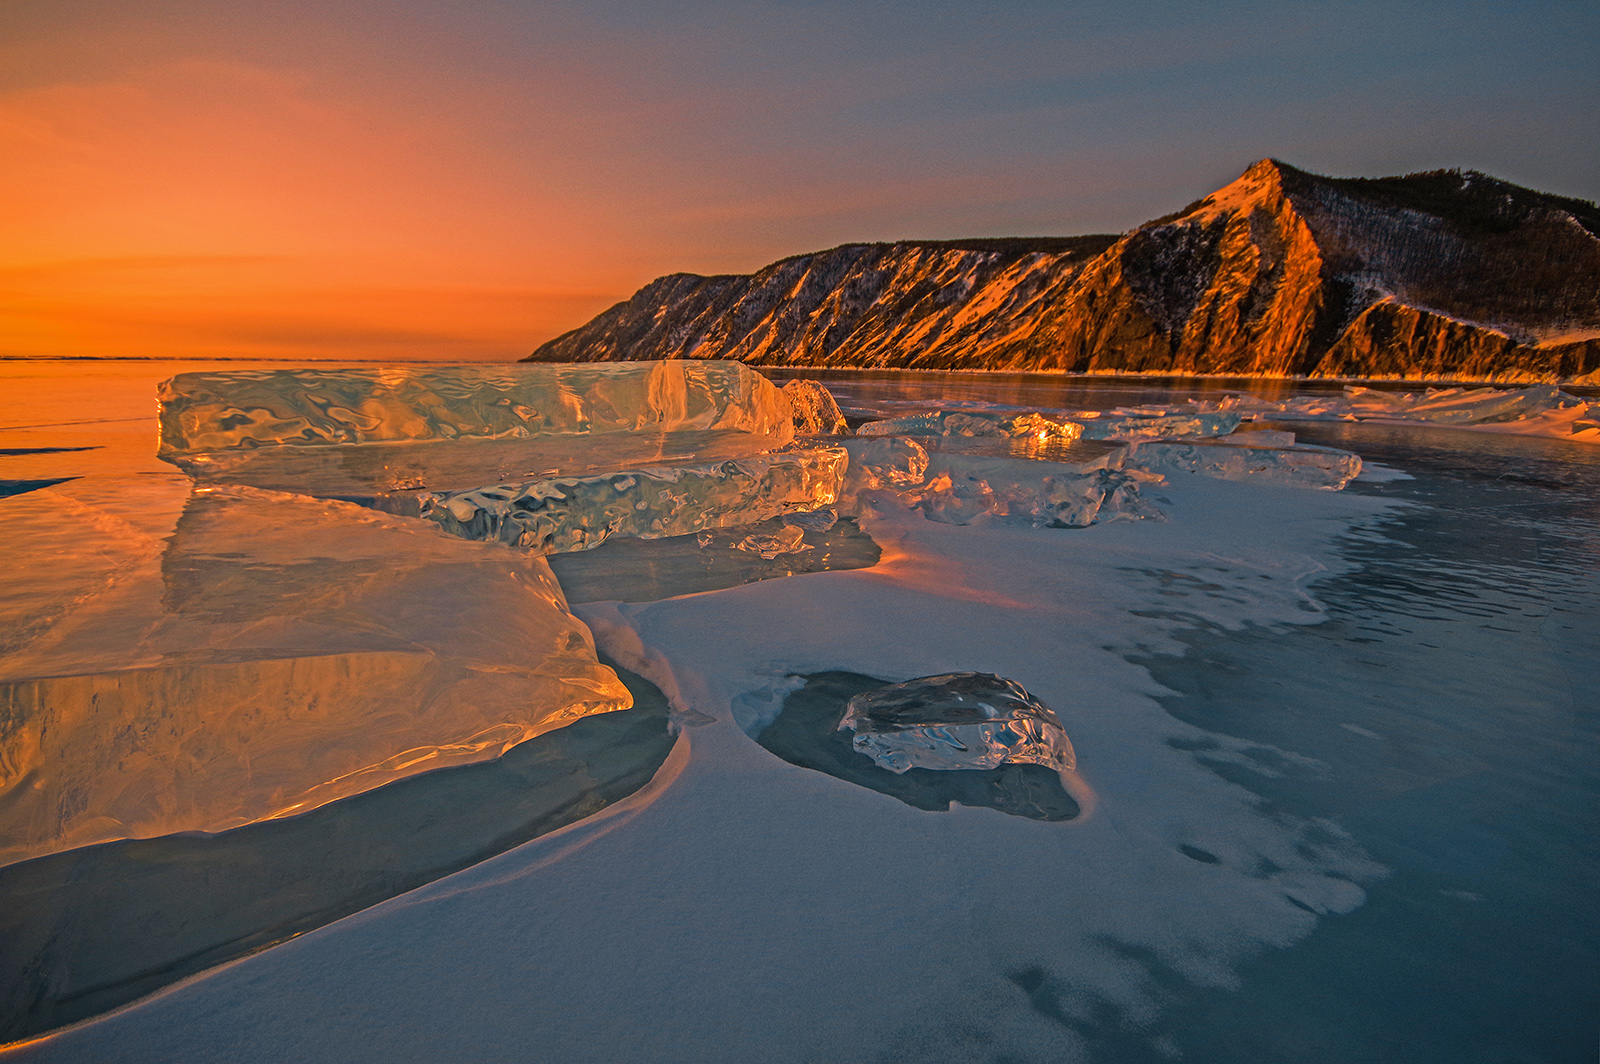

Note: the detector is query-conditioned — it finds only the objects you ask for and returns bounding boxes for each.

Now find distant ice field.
[2,362,1596,1063]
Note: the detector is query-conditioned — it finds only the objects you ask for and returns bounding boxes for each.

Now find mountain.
[526,161,1600,383]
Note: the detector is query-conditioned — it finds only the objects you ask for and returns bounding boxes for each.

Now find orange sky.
[2,1,1595,362]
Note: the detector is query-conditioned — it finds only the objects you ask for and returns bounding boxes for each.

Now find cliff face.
[528,161,1600,382]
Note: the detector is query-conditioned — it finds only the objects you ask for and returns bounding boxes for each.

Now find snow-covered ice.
[838,672,1077,775]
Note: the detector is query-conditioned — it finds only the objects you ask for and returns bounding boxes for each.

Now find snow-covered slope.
[528,161,1600,383]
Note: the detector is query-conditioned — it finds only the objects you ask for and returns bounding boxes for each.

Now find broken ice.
[839,672,1076,775]
[1121,437,1362,489]
[156,361,797,497]
[422,447,849,554]
[856,409,1083,441]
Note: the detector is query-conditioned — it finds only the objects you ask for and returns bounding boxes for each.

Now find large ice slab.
[1121,436,1362,489]
[838,672,1076,775]
[159,360,791,453]
[156,361,797,496]
[421,446,849,554]
[0,477,630,868]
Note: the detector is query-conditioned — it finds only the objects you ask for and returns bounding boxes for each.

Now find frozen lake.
[2,361,1596,1062]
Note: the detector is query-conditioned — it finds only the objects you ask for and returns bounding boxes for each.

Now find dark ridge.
[763,233,1118,269]
[1277,161,1600,238]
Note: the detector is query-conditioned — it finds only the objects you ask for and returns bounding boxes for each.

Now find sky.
[2,0,1596,361]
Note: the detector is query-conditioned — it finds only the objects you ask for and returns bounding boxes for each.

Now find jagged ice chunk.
[839,672,1076,775]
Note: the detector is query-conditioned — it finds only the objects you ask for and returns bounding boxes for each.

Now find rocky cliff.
[527,161,1600,382]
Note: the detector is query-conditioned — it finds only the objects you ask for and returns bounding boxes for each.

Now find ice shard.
[0,477,631,868]
[155,361,796,497]
[420,447,849,554]
[781,379,849,435]
[839,672,1076,775]
[1121,437,1362,489]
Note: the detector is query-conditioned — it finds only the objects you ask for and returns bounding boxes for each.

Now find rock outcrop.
[527,161,1600,382]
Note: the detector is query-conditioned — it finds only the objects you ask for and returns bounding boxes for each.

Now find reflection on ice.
[839,672,1076,775]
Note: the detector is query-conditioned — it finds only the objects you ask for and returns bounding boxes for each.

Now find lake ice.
[1,362,1594,1062]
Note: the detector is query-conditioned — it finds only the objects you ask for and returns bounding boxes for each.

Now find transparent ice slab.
[158,360,793,455]
[1121,438,1362,490]
[757,672,1080,821]
[838,672,1077,775]
[0,656,672,1043]
[162,428,805,500]
[421,446,849,554]
[156,361,798,499]
[0,477,630,868]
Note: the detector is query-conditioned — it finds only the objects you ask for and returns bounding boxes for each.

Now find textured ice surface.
[0,477,629,867]
[915,451,1159,527]
[857,409,1083,441]
[838,672,1076,775]
[156,361,796,497]
[1193,384,1600,443]
[836,436,1153,526]
[1122,438,1362,490]
[1067,410,1242,441]
[781,379,849,435]
[421,447,849,554]
[159,360,792,453]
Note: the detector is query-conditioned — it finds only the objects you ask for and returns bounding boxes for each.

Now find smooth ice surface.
[158,360,793,454]
[421,446,849,554]
[1122,438,1363,490]
[839,672,1076,775]
[0,477,629,867]
[1194,383,1600,443]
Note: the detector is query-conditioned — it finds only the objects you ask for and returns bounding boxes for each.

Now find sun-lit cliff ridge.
[526,161,1600,383]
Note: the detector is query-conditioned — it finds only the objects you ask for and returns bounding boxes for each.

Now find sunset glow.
[4,1,1595,361]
